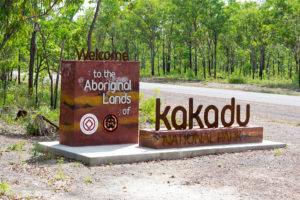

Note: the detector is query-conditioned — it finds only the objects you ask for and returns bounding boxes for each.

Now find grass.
[85,176,92,183]
[141,70,300,91]
[30,142,43,158]
[274,150,281,156]
[7,141,27,151]
[266,119,300,127]
[57,157,65,165]
[139,89,159,123]
[0,182,9,195]
[55,170,65,180]
[228,76,247,84]
[0,82,60,135]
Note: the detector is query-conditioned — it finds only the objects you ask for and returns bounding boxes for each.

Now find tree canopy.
[1,0,300,108]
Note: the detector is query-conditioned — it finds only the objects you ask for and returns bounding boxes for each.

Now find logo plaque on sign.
[103,114,118,133]
[80,113,98,135]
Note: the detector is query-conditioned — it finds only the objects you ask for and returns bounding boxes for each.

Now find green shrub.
[228,76,247,84]
[85,176,92,183]
[7,141,27,151]
[0,182,9,195]
[26,123,38,135]
[140,89,159,123]
[30,142,43,158]
[185,69,194,80]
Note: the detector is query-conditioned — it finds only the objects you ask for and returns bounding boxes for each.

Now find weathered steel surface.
[59,61,139,146]
[139,126,263,149]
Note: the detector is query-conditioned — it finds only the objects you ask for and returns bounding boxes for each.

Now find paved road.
[140,82,300,107]
[14,71,300,107]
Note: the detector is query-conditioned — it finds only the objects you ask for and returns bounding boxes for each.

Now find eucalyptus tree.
[269,0,300,85]
[128,0,163,75]
[203,0,228,79]
[87,0,101,50]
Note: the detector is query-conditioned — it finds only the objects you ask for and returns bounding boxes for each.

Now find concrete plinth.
[39,140,286,166]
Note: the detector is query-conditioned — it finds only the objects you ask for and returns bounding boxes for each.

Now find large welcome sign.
[59,61,139,146]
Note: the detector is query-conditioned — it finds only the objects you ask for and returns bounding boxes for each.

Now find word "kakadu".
[156,98,250,130]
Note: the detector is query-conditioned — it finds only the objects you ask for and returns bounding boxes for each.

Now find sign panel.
[59,61,139,146]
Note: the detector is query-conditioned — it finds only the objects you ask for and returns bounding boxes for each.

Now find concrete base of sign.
[39,140,286,166]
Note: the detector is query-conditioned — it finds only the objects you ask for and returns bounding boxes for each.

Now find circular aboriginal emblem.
[80,113,98,135]
[103,114,118,133]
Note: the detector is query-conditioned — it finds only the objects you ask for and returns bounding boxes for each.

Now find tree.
[87,0,102,50]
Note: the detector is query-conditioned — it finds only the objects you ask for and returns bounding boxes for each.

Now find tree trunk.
[9,67,13,81]
[214,33,217,79]
[208,40,211,77]
[2,68,7,108]
[125,40,129,60]
[189,40,192,70]
[193,20,197,77]
[54,41,65,109]
[202,54,206,79]
[35,52,41,107]
[179,51,182,74]
[41,30,54,108]
[150,43,155,76]
[162,36,165,74]
[266,53,270,79]
[87,0,101,50]
[272,60,275,77]
[111,35,114,56]
[28,23,38,95]
[259,45,265,80]
[226,47,229,75]
[18,50,21,84]
[298,43,300,86]
[173,46,176,70]
[295,48,298,74]
[156,45,160,76]
[288,53,292,79]
[142,49,145,69]
[277,52,280,76]
[251,48,255,79]
[166,41,171,73]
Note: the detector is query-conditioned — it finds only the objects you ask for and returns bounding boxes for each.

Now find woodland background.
[1,0,300,111]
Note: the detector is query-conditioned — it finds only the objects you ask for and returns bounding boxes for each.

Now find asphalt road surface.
[13,71,300,107]
[140,82,300,107]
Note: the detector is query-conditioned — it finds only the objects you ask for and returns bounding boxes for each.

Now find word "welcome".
[75,48,129,61]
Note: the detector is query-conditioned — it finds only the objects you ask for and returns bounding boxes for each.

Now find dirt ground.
[1,86,300,200]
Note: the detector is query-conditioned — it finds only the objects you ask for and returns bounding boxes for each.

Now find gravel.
[0,88,300,200]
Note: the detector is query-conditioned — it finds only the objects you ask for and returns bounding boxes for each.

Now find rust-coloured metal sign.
[139,126,263,149]
[139,97,263,149]
[59,61,139,146]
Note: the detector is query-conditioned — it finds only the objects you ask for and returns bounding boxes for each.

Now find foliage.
[26,123,38,135]
[55,170,65,180]
[0,182,9,195]
[1,0,300,119]
[30,142,43,158]
[7,141,27,151]
[57,157,65,165]
[85,176,92,183]
[228,76,247,84]
[274,150,281,156]
[139,89,159,123]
